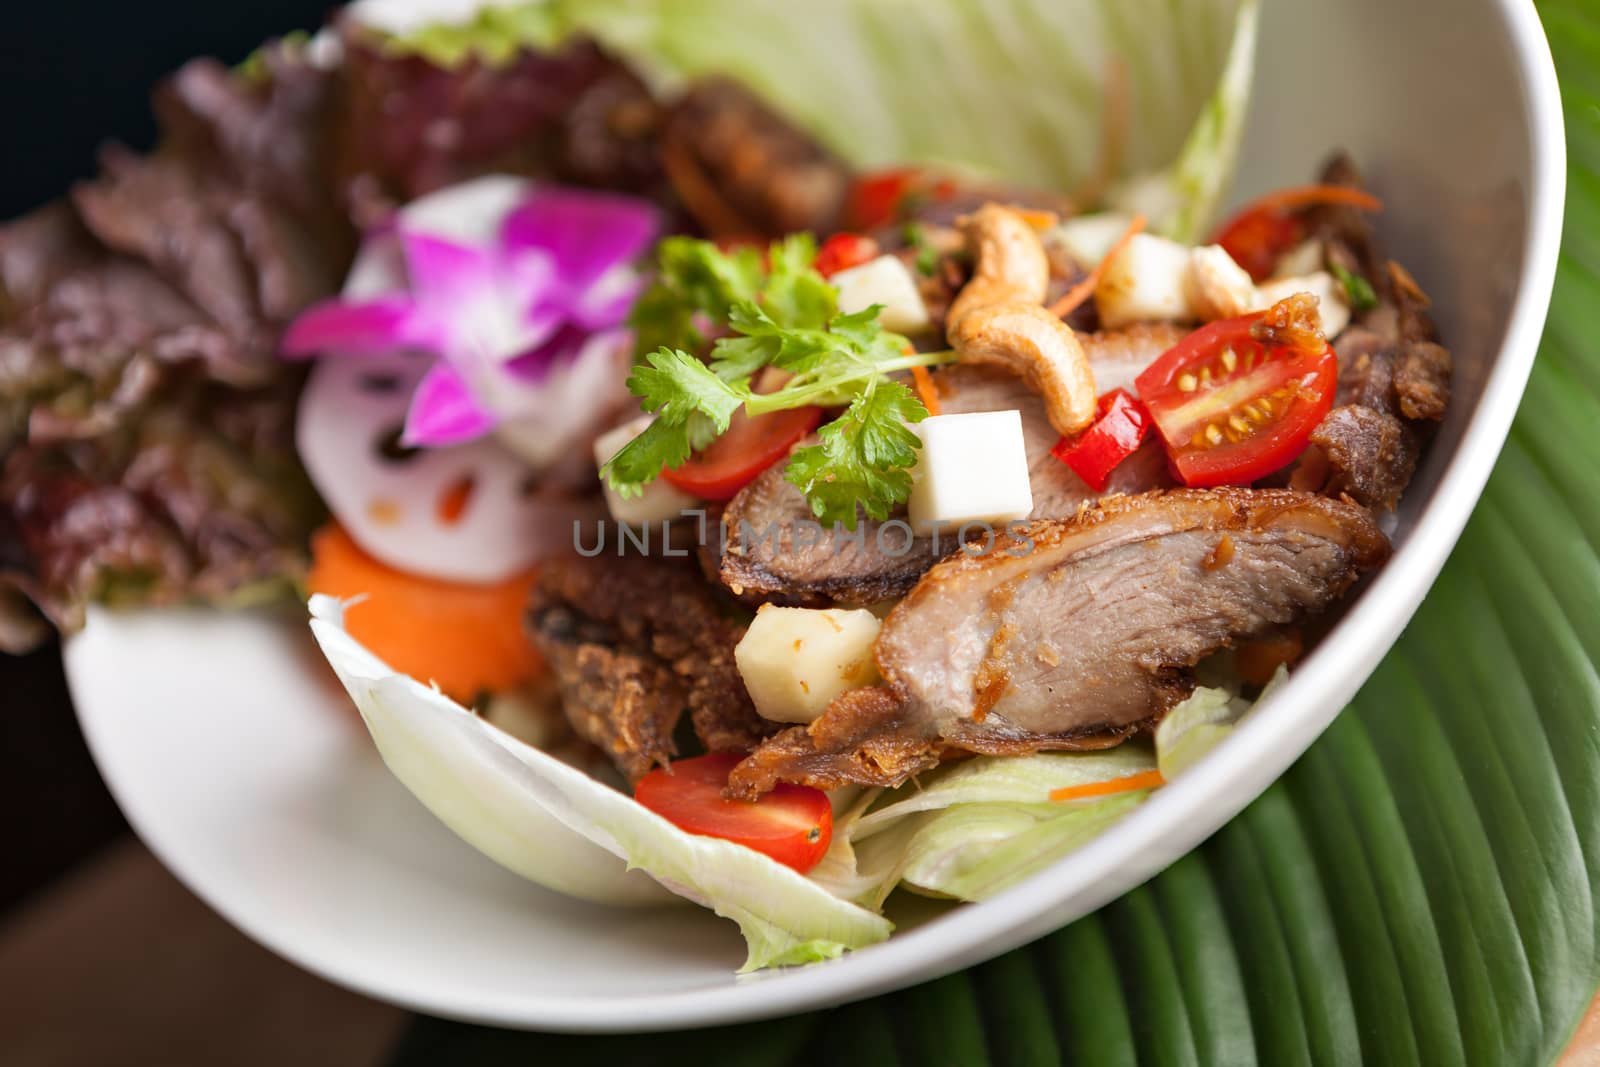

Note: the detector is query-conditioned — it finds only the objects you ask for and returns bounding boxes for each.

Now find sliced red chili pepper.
[814,232,880,277]
[1050,388,1150,492]
[1134,312,1337,487]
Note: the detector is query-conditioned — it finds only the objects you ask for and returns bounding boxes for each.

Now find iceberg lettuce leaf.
[308,595,891,971]
[893,793,1150,901]
[1155,665,1289,780]
[812,749,1161,908]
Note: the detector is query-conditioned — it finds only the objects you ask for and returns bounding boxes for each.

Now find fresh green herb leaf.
[628,238,767,357]
[786,381,928,528]
[601,348,754,496]
[1332,263,1379,312]
[627,348,748,431]
[761,234,836,329]
[602,419,693,498]
[612,236,952,519]
[901,221,942,277]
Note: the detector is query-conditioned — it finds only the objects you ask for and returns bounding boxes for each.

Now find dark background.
[0,0,332,916]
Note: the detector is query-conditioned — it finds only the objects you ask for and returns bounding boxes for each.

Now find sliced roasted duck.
[1294,155,1453,509]
[529,554,774,780]
[718,325,1185,606]
[727,488,1389,797]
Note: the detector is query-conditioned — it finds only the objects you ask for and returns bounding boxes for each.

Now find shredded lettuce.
[308,596,891,971]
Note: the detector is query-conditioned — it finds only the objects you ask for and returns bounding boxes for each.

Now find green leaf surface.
[392,1,1600,1062]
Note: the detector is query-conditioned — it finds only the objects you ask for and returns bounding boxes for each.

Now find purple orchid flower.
[283,185,659,448]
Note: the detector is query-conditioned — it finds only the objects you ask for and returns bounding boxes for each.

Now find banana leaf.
[389,0,1600,1061]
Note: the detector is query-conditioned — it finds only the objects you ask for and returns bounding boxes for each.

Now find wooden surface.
[0,839,406,1067]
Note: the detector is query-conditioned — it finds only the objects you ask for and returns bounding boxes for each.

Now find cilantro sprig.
[607,236,955,528]
[1331,263,1379,312]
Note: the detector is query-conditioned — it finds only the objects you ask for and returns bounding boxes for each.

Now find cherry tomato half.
[844,167,958,229]
[1050,388,1151,492]
[1134,313,1337,487]
[814,232,880,277]
[1211,208,1302,282]
[660,406,823,501]
[633,753,834,873]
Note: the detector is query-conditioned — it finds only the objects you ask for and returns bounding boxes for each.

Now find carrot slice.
[307,523,542,701]
[911,364,942,416]
[1048,213,1147,319]
[1049,768,1165,803]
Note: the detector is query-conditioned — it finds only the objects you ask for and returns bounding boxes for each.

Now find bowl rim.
[66,0,1567,1033]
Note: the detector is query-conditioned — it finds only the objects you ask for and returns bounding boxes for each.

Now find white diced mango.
[1185,244,1257,321]
[1094,233,1196,329]
[1252,271,1352,339]
[907,411,1033,533]
[1050,213,1139,269]
[831,255,931,334]
[735,605,883,724]
[593,416,700,526]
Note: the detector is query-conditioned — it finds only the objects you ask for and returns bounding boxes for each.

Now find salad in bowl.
[2,0,1463,973]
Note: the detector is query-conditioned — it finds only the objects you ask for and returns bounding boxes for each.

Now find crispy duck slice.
[529,554,774,781]
[718,326,1186,606]
[727,488,1389,798]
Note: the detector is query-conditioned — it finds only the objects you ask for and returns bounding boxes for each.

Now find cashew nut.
[1185,244,1256,321]
[950,303,1098,436]
[947,204,1050,327]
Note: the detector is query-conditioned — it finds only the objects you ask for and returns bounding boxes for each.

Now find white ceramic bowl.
[65,0,1564,1033]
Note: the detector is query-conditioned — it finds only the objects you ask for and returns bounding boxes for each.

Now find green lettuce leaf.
[307,595,891,971]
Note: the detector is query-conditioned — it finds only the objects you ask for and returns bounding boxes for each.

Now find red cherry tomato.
[1134,313,1337,487]
[633,753,834,873]
[846,168,918,229]
[814,232,880,277]
[1210,184,1384,282]
[660,406,823,501]
[844,167,958,229]
[1212,208,1303,282]
[1050,388,1151,492]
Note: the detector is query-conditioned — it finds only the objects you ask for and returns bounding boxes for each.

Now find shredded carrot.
[911,364,942,416]
[1049,769,1165,803]
[1048,213,1147,319]
[1231,184,1383,219]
